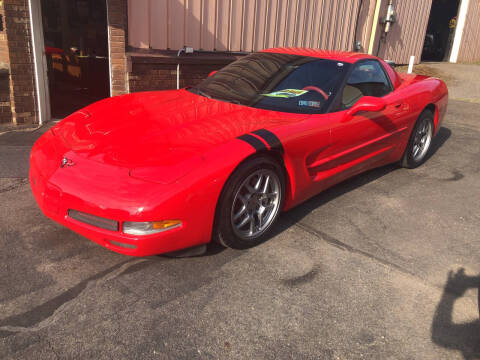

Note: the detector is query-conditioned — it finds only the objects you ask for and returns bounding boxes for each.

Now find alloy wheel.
[231,169,281,240]
[412,117,433,162]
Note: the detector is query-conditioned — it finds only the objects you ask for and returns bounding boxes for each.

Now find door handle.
[393,102,409,111]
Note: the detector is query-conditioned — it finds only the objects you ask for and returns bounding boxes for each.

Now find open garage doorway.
[41,0,110,119]
[422,0,461,62]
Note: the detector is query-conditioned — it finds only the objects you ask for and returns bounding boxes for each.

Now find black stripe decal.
[252,129,284,153]
[237,134,268,151]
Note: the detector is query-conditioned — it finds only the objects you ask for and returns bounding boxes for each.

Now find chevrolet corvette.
[30,48,448,256]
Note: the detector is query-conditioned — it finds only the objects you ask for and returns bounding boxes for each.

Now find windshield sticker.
[299,100,321,108]
[263,89,308,98]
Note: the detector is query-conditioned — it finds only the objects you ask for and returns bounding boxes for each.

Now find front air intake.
[68,209,119,232]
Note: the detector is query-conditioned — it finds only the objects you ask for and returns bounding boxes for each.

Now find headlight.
[122,220,182,235]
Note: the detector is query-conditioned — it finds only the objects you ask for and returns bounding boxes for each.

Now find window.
[189,53,350,114]
[340,60,392,109]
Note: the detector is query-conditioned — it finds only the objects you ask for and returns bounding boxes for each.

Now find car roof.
[261,47,378,64]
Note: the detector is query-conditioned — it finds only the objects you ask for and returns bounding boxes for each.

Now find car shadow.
[424,126,451,162]
[431,269,480,360]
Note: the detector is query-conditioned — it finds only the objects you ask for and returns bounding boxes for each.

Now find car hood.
[53,89,308,169]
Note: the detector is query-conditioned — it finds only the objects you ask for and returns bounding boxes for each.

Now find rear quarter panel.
[396,74,448,134]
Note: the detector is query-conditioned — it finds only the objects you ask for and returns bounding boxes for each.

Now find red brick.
[1,0,37,124]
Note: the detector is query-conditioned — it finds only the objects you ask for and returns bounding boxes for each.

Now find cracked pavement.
[1,98,479,359]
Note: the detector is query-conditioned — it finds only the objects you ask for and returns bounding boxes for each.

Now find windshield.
[188,52,350,114]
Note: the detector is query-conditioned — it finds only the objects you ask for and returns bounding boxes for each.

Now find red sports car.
[30,48,448,256]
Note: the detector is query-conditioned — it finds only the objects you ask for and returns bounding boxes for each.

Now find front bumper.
[48,208,185,256]
[30,169,190,256]
[29,132,211,256]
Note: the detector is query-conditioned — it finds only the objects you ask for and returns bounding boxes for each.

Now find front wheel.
[214,156,285,249]
[401,110,434,168]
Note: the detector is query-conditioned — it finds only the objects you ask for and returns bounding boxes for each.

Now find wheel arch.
[210,148,293,244]
[211,148,295,236]
[252,149,296,208]
[423,103,438,130]
[223,149,295,210]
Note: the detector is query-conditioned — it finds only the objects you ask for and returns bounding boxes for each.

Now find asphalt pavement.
[0,98,479,358]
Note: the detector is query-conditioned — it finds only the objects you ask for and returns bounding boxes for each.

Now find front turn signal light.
[122,220,182,235]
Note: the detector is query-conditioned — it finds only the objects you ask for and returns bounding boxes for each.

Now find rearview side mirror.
[346,96,386,117]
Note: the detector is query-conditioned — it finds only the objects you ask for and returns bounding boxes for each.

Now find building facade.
[0,0,479,127]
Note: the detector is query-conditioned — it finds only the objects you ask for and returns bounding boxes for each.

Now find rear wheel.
[401,110,434,168]
[214,156,285,249]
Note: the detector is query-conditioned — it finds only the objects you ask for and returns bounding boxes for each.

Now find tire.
[401,110,434,168]
[214,155,285,249]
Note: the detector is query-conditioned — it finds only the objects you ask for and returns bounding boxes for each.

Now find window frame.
[328,59,394,113]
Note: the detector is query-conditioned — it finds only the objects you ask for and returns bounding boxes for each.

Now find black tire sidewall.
[214,156,285,249]
[402,110,434,168]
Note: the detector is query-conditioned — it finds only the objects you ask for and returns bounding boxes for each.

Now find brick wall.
[0,4,9,66]
[2,0,37,125]
[107,0,128,96]
[128,52,243,93]
[0,4,12,124]
[129,63,227,93]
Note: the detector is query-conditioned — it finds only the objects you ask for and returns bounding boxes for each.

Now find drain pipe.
[367,0,382,55]
[177,47,194,89]
[353,0,364,51]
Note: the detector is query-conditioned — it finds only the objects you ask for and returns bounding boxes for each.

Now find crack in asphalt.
[294,221,480,303]
[0,178,28,194]
[282,267,320,287]
[443,169,464,182]
[0,259,149,338]
[293,221,418,278]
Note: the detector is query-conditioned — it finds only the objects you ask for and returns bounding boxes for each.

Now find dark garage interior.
[41,0,110,119]
[422,0,461,62]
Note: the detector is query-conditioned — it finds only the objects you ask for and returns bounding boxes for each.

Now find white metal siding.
[128,0,363,52]
[457,0,480,62]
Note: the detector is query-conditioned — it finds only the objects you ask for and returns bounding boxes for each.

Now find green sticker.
[263,89,308,98]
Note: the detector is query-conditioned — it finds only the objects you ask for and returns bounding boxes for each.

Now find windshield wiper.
[188,87,241,104]
[212,97,241,105]
[189,87,212,99]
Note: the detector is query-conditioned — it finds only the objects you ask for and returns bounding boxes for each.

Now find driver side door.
[326,60,407,183]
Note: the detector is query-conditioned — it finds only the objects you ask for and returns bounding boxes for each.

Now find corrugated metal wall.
[128,0,363,52]
[457,0,480,62]
[377,0,432,64]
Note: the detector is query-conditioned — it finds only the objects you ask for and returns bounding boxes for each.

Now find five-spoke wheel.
[231,169,281,239]
[214,155,285,249]
[412,115,433,162]
[401,109,434,168]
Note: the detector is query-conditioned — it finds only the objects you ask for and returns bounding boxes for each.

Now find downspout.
[368,0,382,55]
[353,0,364,51]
